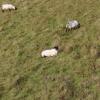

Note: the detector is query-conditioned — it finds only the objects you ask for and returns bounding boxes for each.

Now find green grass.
[0,0,100,100]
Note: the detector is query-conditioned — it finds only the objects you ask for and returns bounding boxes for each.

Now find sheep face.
[53,46,59,50]
[15,7,17,10]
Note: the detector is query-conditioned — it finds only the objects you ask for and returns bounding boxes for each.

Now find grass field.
[0,0,100,100]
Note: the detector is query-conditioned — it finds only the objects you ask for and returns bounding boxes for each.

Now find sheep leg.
[2,10,4,12]
[78,24,80,28]
[66,28,68,32]
[42,55,47,58]
[9,9,11,11]
[74,27,76,30]
[44,56,47,58]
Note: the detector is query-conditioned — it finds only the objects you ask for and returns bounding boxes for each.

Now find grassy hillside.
[0,0,100,100]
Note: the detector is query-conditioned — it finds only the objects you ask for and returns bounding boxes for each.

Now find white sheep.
[41,46,59,57]
[1,4,17,12]
[66,20,80,31]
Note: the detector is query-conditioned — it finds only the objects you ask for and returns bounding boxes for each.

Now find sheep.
[66,20,80,32]
[41,46,59,57]
[1,4,17,12]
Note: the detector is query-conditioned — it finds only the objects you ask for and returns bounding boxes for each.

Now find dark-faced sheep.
[41,46,59,57]
[1,4,17,12]
[66,20,80,31]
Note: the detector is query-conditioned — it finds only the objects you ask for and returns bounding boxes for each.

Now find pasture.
[0,0,100,100]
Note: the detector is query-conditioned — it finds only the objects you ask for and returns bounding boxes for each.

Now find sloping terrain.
[0,0,100,100]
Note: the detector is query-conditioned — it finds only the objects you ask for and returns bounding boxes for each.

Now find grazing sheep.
[41,46,59,57]
[66,20,80,31]
[1,4,17,12]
